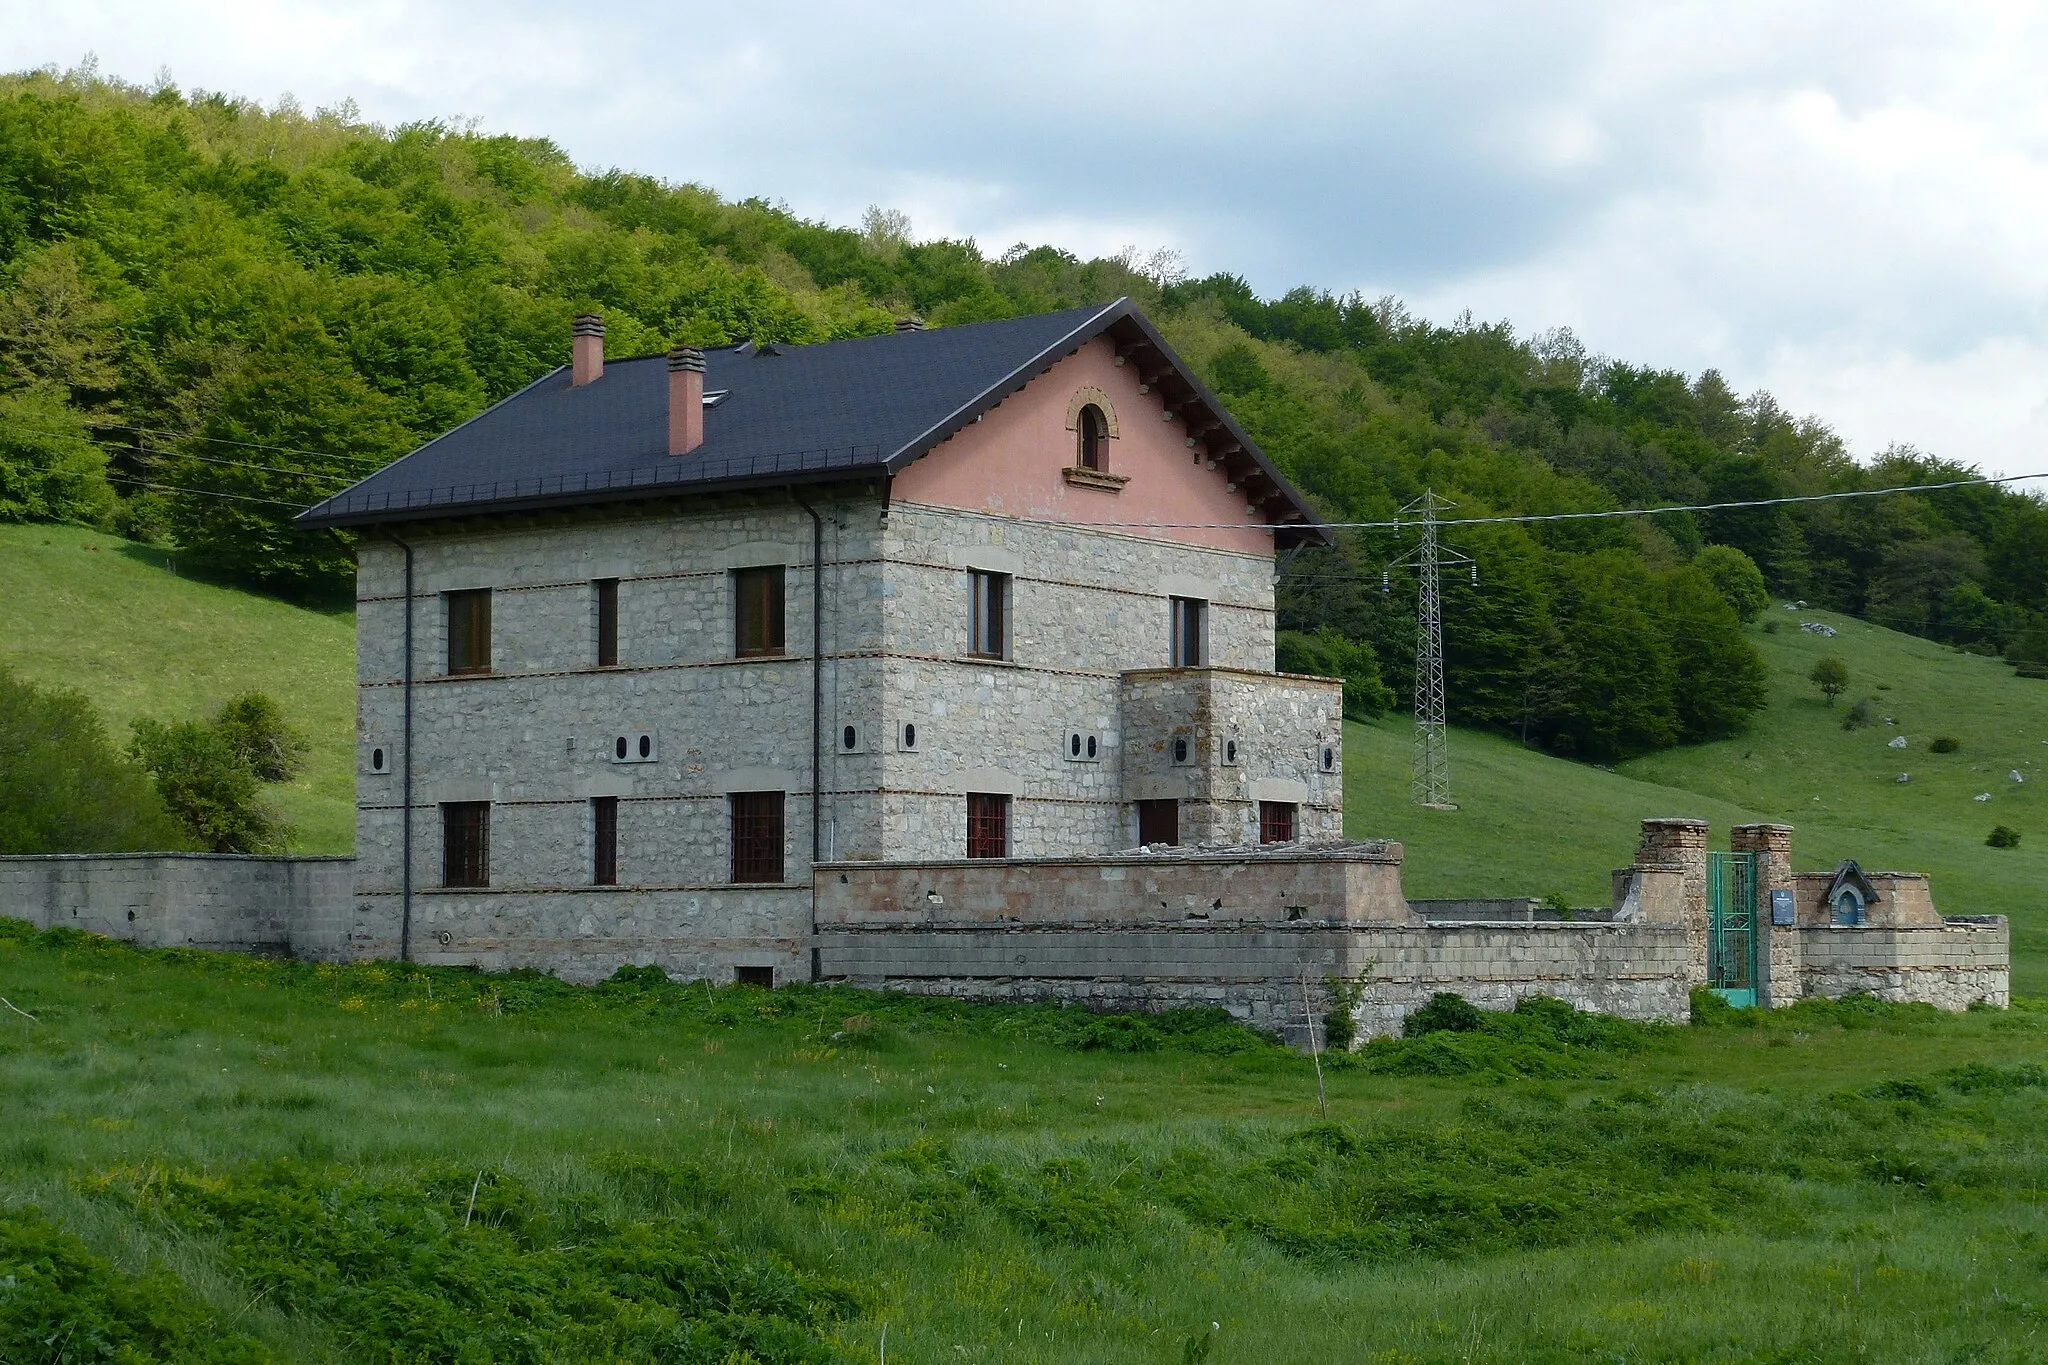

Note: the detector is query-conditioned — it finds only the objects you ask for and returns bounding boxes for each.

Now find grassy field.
[4,923,2048,1363]
[0,525,356,852]
[1346,607,2048,990]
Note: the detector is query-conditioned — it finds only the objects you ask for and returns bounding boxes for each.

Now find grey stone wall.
[0,854,351,957]
[1795,918,2009,1009]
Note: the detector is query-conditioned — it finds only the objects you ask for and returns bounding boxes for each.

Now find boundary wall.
[0,854,351,957]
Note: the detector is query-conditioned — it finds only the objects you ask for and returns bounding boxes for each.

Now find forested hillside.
[6,66,2047,762]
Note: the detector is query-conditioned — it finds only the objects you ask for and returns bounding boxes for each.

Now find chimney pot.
[894,315,925,333]
[571,314,605,386]
[668,347,705,456]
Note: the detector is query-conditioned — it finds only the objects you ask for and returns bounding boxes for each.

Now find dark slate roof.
[295,297,1327,545]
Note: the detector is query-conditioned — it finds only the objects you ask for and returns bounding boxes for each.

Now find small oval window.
[1322,745,1336,771]
[903,722,917,749]
[615,736,628,760]
[843,725,857,750]
[1226,739,1238,763]
[639,735,652,759]
[1086,735,1098,759]
[372,747,385,769]
[1070,733,1081,758]
[1173,737,1189,763]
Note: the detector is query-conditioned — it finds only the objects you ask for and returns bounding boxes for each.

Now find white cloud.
[6,1,2048,475]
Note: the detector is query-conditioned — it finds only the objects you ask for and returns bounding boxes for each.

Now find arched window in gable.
[1077,403,1108,471]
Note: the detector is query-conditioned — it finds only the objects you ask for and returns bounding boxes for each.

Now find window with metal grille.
[968,570,1008,659]
[735,965,774,988]
[592,796,618,886]
[595,578,619,666]
[445,590,492,675]
[1170,596,1206,667]
[1077,403,1108,471]
[967,792,1010,858]
[1258,801,1297,845]
[733,566,785,657]
[729,791,785,883]
[441,802,490,887]
[1137,798,1180,847]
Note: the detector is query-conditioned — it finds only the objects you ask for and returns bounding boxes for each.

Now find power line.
[0,420,358,485]
[83,417,387,468]
[104,475,313,510]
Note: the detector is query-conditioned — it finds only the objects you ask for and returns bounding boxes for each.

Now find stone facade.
[345,485,1337,983]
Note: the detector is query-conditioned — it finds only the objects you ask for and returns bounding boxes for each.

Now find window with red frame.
[966,792,1010,858]
[1258,800,1297,845]
[728,791,785,883]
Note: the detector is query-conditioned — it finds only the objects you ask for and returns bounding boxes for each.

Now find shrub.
[1276,627,1395,720]
[1406,992,1484,1037]
[0,664,187,853]
[1809,656,1849,705]
[1842,697,1875,730]
[1694,545,1771,623]
[1988,825,2021,849]
[1929,735,1960,753]
[130,693,307,852]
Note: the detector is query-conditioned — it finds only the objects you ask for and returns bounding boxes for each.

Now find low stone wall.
[1796,917,2009,1009]
[0,854,352,957]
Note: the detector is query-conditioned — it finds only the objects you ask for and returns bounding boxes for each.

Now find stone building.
[295,301,1343,983]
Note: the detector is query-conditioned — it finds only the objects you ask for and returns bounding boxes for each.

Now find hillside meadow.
[3,922,2048,1363]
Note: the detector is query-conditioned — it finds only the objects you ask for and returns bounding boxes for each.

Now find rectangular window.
[734,965,774,988]
[729,791,785,883]
[1258,801,1297,845]
[595,578,619,667]
[733,566,786,657]
[968,570,1008,659]
[592,796,618,886]
[967,792,1011,859]
[446,589,492,675]
[441,802,490,887]
[1170,597,1206,668]
[1137,798,1180,847]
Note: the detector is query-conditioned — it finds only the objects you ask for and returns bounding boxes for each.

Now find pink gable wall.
[889,337,1277,557]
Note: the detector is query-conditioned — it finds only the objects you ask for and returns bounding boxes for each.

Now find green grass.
[0,525,355,852]
[5,924,2048,1362]
[1347,607,2048,991]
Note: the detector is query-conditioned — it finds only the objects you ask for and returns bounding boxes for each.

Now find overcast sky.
[8,2,2047,476]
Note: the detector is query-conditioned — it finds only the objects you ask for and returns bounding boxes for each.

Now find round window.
[1086,735,1098,759]
[843,725,857,750]
[1226,739,1238,763]
[372,747,385,770]
[1070,733,1081,758]
[1173,737,1189,763]
[903,722,917,749]
[638,735,652,759]
[615,736,628,760]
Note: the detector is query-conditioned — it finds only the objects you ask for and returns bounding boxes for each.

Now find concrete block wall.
[0,854,351,957]
[1796,919,2008,1010]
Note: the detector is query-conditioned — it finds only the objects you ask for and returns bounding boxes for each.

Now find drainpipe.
[790,491,824,868]
[383,530,416,963]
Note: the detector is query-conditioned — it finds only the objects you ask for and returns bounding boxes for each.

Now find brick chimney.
[894,315,925,333]
[571,314,604,386]
[668,347,705,455]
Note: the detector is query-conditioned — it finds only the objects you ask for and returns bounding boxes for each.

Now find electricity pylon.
[1388,490,1472,810]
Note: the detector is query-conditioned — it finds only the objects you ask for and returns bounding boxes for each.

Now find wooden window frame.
[732,566,786,658]
[1077,403,1108,472]
[729,790,786,884]
[1136,798,1180,848]
[1170,596,1207,668]
[968,570,1009,660]
[592,796,619,886]
[1258,800,1297,846]
[595,578,619,667]
[445,589,492,676]
[441,802,490,887]
[967,791,1011,859]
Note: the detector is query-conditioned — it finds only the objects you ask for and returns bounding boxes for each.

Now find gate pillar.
[1636,818,1710,987]
[1732,823,1799,1008]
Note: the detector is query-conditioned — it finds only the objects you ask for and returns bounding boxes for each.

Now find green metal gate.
[1707,850,1759,1007]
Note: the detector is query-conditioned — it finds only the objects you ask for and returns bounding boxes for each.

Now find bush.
[130,692,307,853]
[1842,697,1875,730]
[1694,545,1771,624]
[1809,656,1849,705]
[1406,992,1484,1037]
[1929,735,1960,753]
[1276,627,1395,720]
[0,664,187,852]
[1988,825,2021,849]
